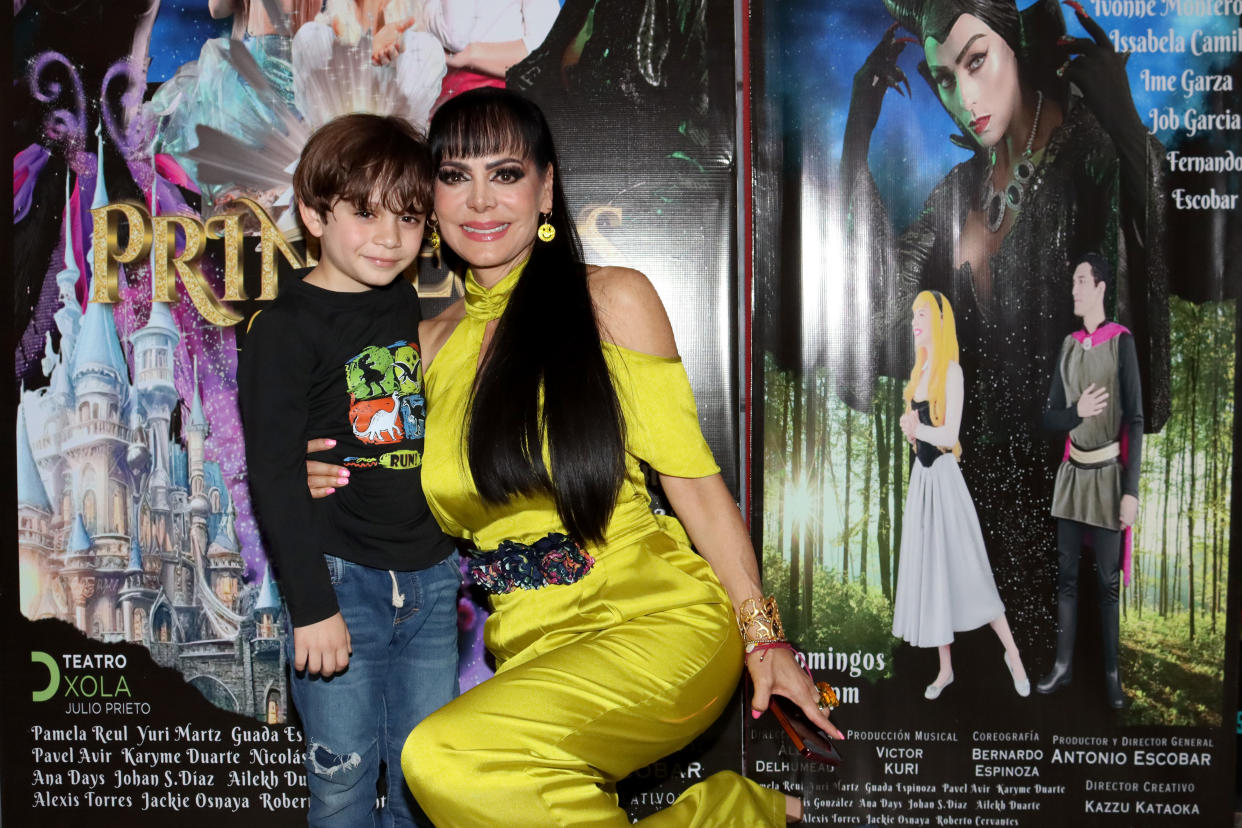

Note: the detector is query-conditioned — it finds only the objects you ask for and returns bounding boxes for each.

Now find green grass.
[1119,611,1225,726]
[762,554,898,679]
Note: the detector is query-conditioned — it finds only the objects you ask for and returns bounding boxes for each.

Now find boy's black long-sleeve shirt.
[238,273,455,627]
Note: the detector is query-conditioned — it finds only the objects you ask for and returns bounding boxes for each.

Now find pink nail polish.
[751,709,762,719]
[326,439,337,447]
[325,488,336,495]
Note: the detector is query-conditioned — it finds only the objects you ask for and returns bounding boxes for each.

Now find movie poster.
[5,0,741,824]
[748,0,1238,822]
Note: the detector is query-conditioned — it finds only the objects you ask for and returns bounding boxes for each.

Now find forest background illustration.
[761,294,1234,727]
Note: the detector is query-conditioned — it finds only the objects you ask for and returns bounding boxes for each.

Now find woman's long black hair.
[429,88,625,544]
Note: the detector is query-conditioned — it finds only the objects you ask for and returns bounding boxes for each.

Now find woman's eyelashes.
[934,50,987,92]
[492,165,525,183]
[435,165,526,184]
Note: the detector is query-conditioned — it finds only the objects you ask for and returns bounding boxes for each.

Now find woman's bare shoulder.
[419,298,467,369]
[587,265,678,358]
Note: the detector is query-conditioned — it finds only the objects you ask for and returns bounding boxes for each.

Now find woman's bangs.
[432,98,538,163]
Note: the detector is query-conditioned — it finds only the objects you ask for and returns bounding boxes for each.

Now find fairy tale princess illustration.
[892,291,1029,699]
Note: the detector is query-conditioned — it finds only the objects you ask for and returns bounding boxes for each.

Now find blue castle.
[17,128,288,722]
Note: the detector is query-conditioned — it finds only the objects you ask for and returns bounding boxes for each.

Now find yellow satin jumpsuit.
[401,264,784,826]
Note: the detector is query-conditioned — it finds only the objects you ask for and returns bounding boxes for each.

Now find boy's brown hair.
[292,113,433,225]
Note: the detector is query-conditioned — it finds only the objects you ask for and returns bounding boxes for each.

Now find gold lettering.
[152,215,242,326]
[204,214,245,301]
[577,205,624,263]
[88,199,303,325]
[233,197,303,300]
[412,266,463,298]
[90,203,152,303]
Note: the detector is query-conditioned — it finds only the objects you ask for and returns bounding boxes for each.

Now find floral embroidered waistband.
[463,532,595,595]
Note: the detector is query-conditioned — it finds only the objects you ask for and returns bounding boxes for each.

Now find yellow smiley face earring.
[537,211,556,243]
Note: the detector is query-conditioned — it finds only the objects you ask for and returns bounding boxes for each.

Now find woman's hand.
[899,409,919,441]
[844,23,914,167]
[372,18,413,65]
[307,438,349,498]
[1058,3,1148,162]
[747,647,844,740]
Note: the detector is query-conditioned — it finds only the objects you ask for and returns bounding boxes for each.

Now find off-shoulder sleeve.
[604,343,720,478]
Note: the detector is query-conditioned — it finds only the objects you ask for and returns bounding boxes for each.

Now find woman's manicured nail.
[751,709,762,719]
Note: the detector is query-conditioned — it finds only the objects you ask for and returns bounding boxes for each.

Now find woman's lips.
[461,222,511,241]
[971,115,991,135]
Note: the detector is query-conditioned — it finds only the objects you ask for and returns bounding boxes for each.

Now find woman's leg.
[401,602,784,827]
[934,644,953,686]
[988,614,1028,684]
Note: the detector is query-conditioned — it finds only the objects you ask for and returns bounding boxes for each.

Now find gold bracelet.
[737,596,786,651]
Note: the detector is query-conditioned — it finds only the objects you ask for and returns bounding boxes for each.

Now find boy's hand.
[293,613,352,676]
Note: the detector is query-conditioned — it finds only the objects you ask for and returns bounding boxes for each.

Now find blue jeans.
[288,552,460,828]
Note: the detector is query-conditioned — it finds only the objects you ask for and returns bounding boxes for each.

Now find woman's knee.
[401,711,464,798]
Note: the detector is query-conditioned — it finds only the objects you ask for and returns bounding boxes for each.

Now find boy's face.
[298,198,426,292]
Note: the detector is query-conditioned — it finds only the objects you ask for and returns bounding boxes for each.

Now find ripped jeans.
[288,552,460,827]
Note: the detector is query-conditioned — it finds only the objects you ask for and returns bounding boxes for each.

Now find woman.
[840,0,1168,658]
[892,291,1028,699]
[308,87,837,825]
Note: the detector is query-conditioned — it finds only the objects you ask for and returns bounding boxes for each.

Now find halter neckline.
[463,259,528,321]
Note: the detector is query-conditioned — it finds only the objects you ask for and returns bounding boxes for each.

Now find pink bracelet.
[747,640,810,672]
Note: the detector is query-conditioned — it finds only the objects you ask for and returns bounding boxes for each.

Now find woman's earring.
[537,212,556,243]
[426,220,442,268]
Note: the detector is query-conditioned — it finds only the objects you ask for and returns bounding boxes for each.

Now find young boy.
[238,113,458,827]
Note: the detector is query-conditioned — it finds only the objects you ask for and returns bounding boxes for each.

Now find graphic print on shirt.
[343,341,426,469]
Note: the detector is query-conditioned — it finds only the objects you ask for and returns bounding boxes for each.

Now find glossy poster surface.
[747,0,1237,822]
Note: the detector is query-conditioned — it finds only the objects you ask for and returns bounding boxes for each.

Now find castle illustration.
[16,129,287,723]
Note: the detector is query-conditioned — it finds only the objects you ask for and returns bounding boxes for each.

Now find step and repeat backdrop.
[748,0,1238,823]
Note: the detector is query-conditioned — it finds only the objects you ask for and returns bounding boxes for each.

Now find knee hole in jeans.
[307,740,366,783]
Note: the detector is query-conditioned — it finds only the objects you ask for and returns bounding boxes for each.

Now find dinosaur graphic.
[350,391,404,444]
[346,345,397,398]
[344,341,425,448]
